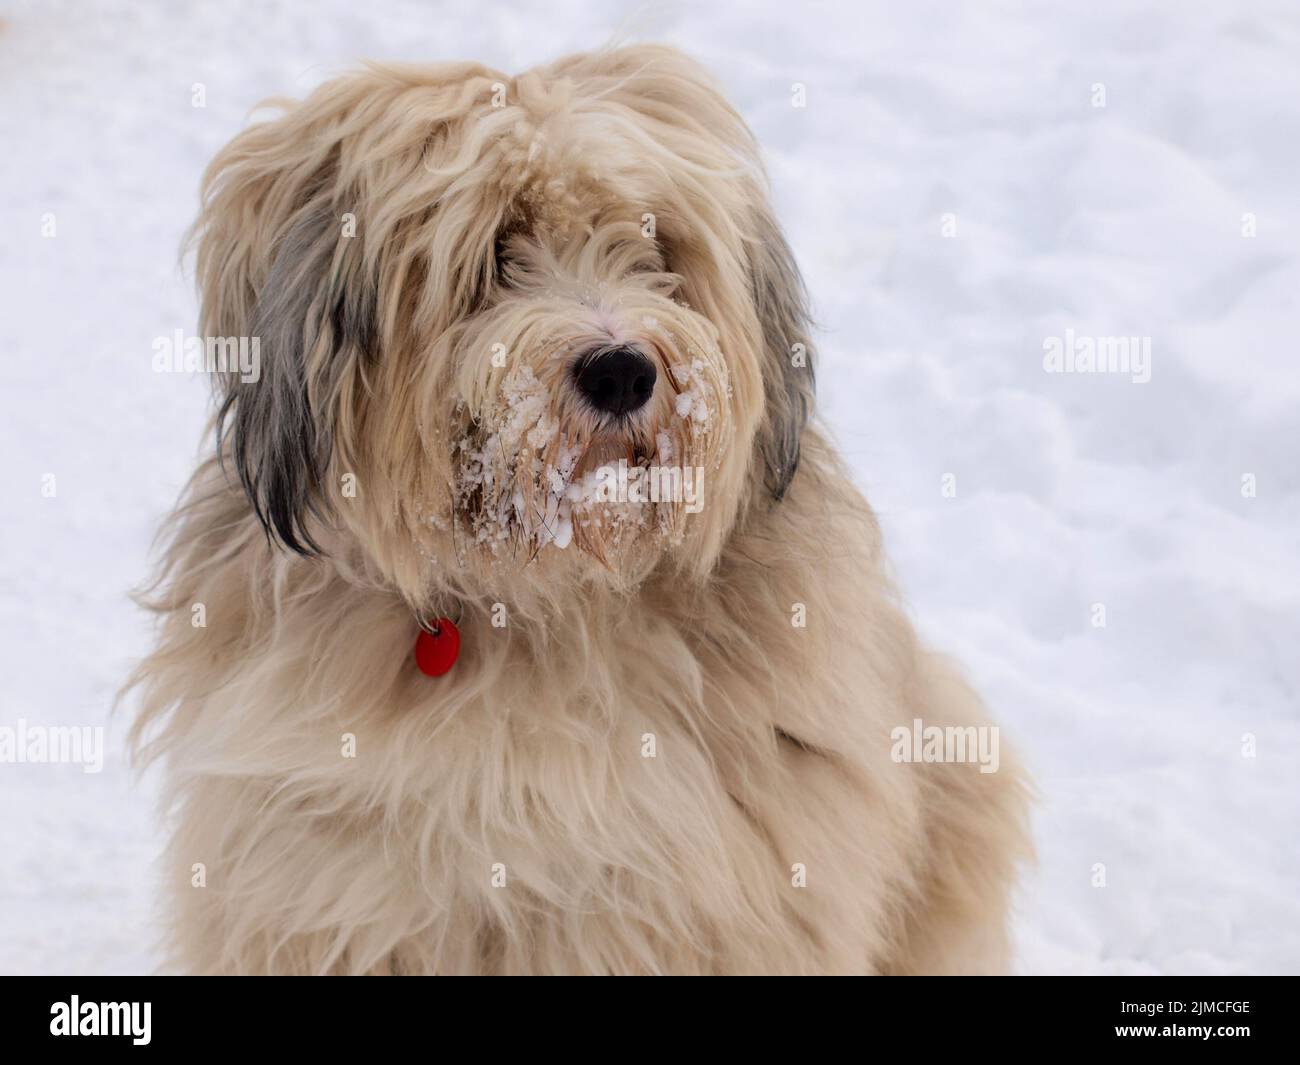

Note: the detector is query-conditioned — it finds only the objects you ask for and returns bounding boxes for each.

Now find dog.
[128,44,1030,975]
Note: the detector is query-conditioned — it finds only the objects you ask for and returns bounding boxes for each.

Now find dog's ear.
[749,204,815,502]
[193,102,376,556]
[224,198,374,555]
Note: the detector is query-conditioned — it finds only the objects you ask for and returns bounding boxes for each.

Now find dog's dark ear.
[749,206,815,501]
[214,199,373,555]
[194,121,376,557]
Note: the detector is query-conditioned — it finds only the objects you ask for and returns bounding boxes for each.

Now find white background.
[0,0,1296,974]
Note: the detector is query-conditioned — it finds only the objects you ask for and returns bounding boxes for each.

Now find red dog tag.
[414,619,460,677]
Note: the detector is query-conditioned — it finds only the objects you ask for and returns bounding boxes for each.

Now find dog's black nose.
[574,347,656,415]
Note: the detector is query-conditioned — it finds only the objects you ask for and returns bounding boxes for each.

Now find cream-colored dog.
[129,44,1030,975]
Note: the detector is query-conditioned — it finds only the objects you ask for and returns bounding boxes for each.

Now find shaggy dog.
[129,44,1030,975]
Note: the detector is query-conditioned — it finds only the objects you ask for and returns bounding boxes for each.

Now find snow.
[1,0,1297,974]
[671,358,714,424]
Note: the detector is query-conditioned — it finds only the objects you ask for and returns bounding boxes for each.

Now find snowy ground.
[1,0,1296,974]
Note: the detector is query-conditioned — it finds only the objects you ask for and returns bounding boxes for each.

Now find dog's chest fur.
[142,454,955,974]
[138,445,1025,974]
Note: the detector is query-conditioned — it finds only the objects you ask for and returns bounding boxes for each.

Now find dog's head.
[195,45,813,611]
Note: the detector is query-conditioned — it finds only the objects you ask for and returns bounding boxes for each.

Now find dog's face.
[195,46,813,611]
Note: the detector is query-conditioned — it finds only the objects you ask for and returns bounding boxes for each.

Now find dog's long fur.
[128,45,1030,975]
